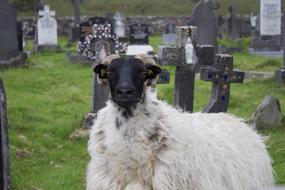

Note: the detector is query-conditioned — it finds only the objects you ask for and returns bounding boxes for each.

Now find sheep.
[87,54,274,190]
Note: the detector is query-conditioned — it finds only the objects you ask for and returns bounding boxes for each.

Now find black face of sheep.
[94,57,161,108]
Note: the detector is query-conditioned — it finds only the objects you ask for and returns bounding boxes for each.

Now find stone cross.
[200,54,244,113]
[39,5,55,18]
[71,0,83,27]
[158,26,198,112]
[0,79,12,190]
[228,0,237,38]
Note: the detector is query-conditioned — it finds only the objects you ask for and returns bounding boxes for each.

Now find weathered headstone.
[35,5,59,51]
[0,79,12,190]
[260,0,281,36]
[113,12,125,38]
[200,54,244,113]
[0,0,26,69]
[253,96,283,129]
[158,26,198,112]
[70,0,83,42]
[190,0,218,53]
[249,0,282,56]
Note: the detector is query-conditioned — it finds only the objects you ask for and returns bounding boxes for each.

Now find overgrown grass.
[0,37,284,189]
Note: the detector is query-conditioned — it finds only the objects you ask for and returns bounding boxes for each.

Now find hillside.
[16,0,285,17]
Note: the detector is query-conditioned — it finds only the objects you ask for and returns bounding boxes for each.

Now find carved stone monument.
[158,26,198,112]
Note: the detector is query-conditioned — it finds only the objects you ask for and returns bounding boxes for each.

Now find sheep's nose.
[116,88,134,97]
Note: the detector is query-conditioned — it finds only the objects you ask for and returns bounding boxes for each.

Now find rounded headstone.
[253,96,283,129]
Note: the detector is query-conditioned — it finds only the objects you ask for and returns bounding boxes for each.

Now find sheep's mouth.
[114,97,138,108]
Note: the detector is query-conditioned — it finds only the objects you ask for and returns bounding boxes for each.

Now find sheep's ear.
[146,65,161,80]
[93,64,109,79]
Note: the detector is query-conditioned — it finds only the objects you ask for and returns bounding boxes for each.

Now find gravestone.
[127,24,153,55]
[249,0,282,57]
[158,26,198,112]
[0,0,26,69]
[35,5,59,51]
[200,54,244,113]
[162,24,176,45]
[0,79,12,190]
[68,17,117,64]
[260,0,281,36]
[113,12,125,38]
[129,24,149,45]
[275,11,285,83]
[190,0,218,53]
[70,0,83,42]
[227,0,238,39]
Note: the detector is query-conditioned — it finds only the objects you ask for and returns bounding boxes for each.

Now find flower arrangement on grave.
[77,23,128,60]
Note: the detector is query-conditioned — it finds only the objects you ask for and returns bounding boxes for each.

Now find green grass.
[16,0,285,17]
[0,37,284,189]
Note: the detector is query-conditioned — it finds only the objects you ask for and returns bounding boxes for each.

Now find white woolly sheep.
[87,54,274,190]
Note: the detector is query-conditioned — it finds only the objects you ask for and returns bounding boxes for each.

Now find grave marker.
[0,79,12,190]
[158,26,198,112]
[190,0,218,53]
[36,5,59,51]
[200,54,244,113]
[127,24,153,55]
[260,0,281,36]
[70,0,83,41]
[129,24,149,45]
[113,12,125,38]
[0,0,26,69]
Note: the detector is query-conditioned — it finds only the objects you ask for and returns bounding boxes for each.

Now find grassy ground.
[17,0,285,17]
[0,36,284,189]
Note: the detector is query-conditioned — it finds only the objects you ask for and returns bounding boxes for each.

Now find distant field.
[17,0,285,17]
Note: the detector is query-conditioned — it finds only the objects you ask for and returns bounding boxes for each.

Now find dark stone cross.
[0,79,12,190]
[200,54,244,113]
[70,0,83,42]
[158,26,198,112]
[228,0,237,39]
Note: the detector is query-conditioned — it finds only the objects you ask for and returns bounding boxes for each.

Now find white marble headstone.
[260,0,281,36]
[37,5,58,46]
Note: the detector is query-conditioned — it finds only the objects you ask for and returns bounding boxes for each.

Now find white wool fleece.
[87,87,274,190]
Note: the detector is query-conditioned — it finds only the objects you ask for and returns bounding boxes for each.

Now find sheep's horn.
[101,54,121,65]
[135,54,156,65]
